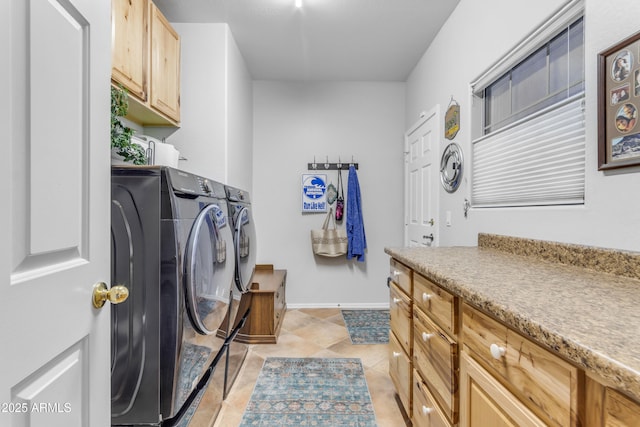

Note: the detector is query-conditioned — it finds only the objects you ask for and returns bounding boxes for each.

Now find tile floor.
[210,308,410,427]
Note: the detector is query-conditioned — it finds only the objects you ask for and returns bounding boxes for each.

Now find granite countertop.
[385,234,640,402]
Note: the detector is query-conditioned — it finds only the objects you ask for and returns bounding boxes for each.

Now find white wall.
[406,0,640,251]
[164,23,253,190]
[226,31,254,192]
[253,82,405,307]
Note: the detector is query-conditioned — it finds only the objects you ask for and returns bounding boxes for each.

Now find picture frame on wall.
[598,30,640,170]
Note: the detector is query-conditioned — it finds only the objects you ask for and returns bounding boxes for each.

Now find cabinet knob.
[490,343,506,360]
[422,405,433,416]
[393,297,401,304]
[422,292,431,302]
[392,351,401,358]
[393,270,400,278]
[422,332,434,341]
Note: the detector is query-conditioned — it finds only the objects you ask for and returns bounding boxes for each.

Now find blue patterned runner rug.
[239,357,377,426]
[341,310,390,345]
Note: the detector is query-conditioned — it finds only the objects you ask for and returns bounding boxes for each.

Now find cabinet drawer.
[413,369,452,427]
[390,282,412,355]
[414,309,458,422]
[414,273,457,337]
[389,332,412,417]
[390,258,412,296]
[462,303,579,427]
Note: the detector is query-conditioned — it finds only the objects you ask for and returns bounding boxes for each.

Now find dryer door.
[233,206,257,293]
[183,203,234,335]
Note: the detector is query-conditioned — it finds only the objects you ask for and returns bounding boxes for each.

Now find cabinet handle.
[490,343,506,360]
[393,270,400,278]
[392,351,401,358]
[422,292,431,302]
[422,332,434,341]
[422,406,433,416]
[393,297,401,304]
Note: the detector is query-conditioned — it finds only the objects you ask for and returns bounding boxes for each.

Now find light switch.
[446,211,452,226]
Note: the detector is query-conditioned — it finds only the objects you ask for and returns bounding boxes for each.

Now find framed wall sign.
[301,174,328,212]
[598,30,640,170]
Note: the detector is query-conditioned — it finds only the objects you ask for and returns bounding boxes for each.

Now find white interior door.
[0,0,112,426]
[404,107,440,247]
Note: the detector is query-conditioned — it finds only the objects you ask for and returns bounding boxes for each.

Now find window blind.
[471,96,585,207]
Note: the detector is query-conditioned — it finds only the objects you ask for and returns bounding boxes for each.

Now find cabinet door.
[150,3,180,122]
[460,353,546,427]
[111,0,148,100]
[390,332,412,417]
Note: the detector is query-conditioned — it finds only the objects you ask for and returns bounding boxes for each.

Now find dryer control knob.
[202,180,211,193]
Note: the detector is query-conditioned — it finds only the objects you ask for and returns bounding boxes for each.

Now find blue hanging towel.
[346,165,366,262]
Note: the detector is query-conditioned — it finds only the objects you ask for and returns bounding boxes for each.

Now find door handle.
[92,282,129,308]
[427,218,434,226]
[423,234,434,242]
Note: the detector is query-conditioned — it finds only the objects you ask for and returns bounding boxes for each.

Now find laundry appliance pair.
[110,166,256,426]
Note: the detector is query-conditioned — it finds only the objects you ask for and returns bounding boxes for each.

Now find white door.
[404,107,440,247]
[1,0,112,426]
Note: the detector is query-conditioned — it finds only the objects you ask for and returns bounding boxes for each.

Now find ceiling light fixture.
[295,0,302,8]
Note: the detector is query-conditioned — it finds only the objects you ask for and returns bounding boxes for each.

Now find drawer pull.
[393,270,400,278]
[421,405,433,416]
[421,332,434,341]
[393,297,401,304]
[392,351,401,358]
[422,292,431,302]
[490,343,506,360]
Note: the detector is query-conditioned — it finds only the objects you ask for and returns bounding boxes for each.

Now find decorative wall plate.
[440,143,463,193]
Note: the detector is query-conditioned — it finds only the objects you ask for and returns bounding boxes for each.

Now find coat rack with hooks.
[307,156,359,170]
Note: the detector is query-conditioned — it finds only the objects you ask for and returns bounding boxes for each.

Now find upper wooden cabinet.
[111,0,148,101]
[150,2,180,122]
[111,0,180,126]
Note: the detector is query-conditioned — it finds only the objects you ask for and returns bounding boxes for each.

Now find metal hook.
[324,155,330,170]
[337,156,342,169]
[312,156,317,169]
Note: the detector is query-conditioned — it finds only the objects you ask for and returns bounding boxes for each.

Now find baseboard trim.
[287,302,390,310]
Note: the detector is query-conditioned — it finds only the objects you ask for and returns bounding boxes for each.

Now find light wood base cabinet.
[388,257,640,427]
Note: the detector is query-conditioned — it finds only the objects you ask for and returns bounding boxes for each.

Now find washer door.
[183,203,234,335]
[233,206,256,293]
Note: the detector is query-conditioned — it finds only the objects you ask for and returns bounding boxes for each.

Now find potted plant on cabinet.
[111,85,146,165]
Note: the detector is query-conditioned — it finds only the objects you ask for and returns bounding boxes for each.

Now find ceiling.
[153,0,460,81]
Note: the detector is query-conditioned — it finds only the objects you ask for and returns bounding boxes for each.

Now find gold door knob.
[92,282,129,308]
